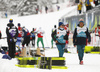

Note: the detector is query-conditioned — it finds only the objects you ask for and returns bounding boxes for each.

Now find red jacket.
[18,27,22,37]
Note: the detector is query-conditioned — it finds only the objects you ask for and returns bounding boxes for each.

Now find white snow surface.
[0,5,100,72]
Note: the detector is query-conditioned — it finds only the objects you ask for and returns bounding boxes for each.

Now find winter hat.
[79,21,84,24]
[9,19,13,23]
[59,22,64,27]
[79,18,84,24]
[18,23,21,26]
[54,25,56,28]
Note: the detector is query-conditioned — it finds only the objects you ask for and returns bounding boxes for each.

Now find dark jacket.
[22,28,30,38]
[51,28,68,45]
[73,26,91,45]
[6,23,18,42]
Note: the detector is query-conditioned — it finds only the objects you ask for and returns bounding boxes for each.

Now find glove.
[13,39,17,42]
[21,38,24,42]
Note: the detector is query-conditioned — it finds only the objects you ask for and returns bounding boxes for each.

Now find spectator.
[77,2,83,14]
[85,0,95,11]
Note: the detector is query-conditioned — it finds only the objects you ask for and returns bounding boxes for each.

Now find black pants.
[86,6,92,11]
[78,10,81,14]
[22,37,30,47]
[8,42,16,58]
[30,37,35,47]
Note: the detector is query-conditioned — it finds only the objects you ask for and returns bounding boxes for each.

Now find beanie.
[18,23,21,26]
[79,21,84,24]
[59,22,64,27]
[9,19,13,23]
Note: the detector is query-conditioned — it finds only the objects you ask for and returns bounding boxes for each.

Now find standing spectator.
[56,5,60,11]
[6,19,18,58]
[35,7,38,14]
[30,28,36,47]
[5,12,8,18]
[85,0,95,11]
[16,23,22,49]
[51,22,68,57]
[45,6,48,13]
[94,0,98,6]
[73,19,91,65]
[77,2,83,14]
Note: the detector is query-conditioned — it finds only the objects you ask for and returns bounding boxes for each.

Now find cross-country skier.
[16,23,22,49]
[37,27,45,50]
[20,27,30,56]
[73,19,91,65]
[52,22,68,57]
[30,28,36,47]
[64,22,70,53]
[6,19,18,58]
[95,25,100,46]
[51,25,57,48]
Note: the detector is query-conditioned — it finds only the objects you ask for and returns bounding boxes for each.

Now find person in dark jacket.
[30,28,36,47]
[6,19,18,58]
[20,27,30,56]
[73,19,91,65]
[52,22,68,57]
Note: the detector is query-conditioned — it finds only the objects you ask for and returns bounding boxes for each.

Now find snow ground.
[0,48,100,72]
[0,4,100,72]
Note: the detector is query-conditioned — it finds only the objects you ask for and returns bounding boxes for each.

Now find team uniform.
[22,27,30,47]
[6,22,18,58]
[37,28,45,48]
[95,27,100,46]
[73,25,91,64]
[64,25,70,49]
[16,26,22,49]
[52,28,68,57]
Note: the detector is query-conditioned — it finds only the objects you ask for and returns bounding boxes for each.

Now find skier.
[77,2,83,14]
[95,25,100,46]
[30,28,36,47]
[6,19,18,58]
[85,0,95,11]
[64,22,70,53]
[20,26,30,56]
[37,27,45,50]
[73,19,91,65]
[51,22,68,57]
[51,25,57,48]
[16,23,22,49]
